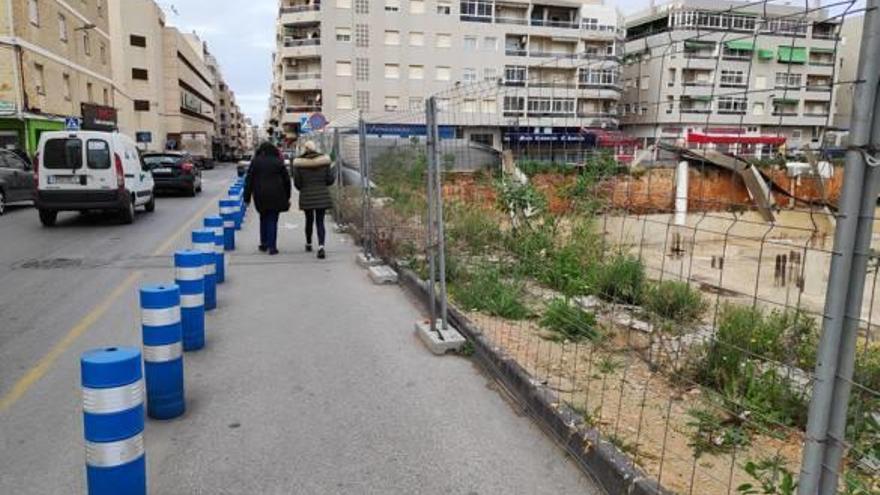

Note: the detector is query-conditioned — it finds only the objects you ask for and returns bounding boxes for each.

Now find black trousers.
[304,208,326,246]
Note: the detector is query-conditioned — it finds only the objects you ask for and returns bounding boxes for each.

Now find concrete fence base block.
[356,252,383,268]
[415,320,467,355]
[368,265,398,285]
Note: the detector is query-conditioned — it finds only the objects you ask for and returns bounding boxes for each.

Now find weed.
[457,340,476,357]
[736,456,797,495]
[451,264,531,320]
[592,255,645,305]
[685,407,750,458]
[540,298,600,342]
[607,433,639,457]
[494,180,547,231]
[643,280,707,325]
[597,356,622,375]
[517,160,574,177]
[446,203,503,253]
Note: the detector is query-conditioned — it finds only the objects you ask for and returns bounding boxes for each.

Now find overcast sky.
[161,0,861,124]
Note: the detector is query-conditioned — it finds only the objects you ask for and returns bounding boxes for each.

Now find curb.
[397,267,672,495]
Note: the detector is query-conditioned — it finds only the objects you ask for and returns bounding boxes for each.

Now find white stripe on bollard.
[204,263,216,275]
[141,307,182,327]
[180,293,205,308]
[175,266,204,281]
[193,242,213,251]
[223,221,235,228]
[143,342,183,363]
[85,434,145,468]
[82,380,145,414]
[219,207,235,214]
[214,244,223,254]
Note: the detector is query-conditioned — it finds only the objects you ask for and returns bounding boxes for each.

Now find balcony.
[286,105,321,113]
[505,48,527,57]
[805,84,832,92]
[282,38,320,58]
[283,72,321,90]
[683,81,713,87]
[285,72,320,80]
[529,51,578,59]
[280,3,320,24]
[680,107,712,114]
[284,38,320,48]
[280,4,319,14]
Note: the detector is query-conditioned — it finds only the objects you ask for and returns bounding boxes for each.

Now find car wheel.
[38,209,57,227]
[144,194,156,213]
[0,189,6,216]
[120,197,135,224]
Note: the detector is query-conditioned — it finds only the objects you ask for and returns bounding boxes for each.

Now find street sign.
[136,132,152,143]
[65,117,81,131]
[300,116,312,134]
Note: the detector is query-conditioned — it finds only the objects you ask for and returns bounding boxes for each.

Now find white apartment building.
[271,0,623,155]
[621,0,842,156]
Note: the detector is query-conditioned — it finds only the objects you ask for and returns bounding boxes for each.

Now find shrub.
[643,280,706,325]
[737,456,797,495]
[540,298,600,341]
[506,224,555,278]
[494,180,547,231]
[446,204,503,253]
[451,265,530,320]
[686,407,750,458]
[592,255,645,305]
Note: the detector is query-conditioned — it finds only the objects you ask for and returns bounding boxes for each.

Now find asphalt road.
[0,164,601,494]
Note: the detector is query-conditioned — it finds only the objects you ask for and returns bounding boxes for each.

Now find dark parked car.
[142,152,202,197]
[0,149,35,215]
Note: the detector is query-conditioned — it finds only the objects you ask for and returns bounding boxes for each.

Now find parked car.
[237,154,253,177]
[35,131,155,226]
[193,156,214,170]
[0,149,36,215]
[143,151,202,197]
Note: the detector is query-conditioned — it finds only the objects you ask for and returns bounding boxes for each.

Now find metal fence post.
[333,128,342,199]
[427,98,449,330]
[425,97,439,328]
[798,3,880,492]
[357,115,373,258]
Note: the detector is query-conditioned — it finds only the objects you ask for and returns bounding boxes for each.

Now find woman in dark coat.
[293,141,335,259]
[244,142,291,255]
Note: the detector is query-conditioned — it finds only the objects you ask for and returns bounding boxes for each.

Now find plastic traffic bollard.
[192,230,217,311]
[139,284,185,419]
[203,216,225,284]
[174,250,205,351]
[219,199,237,251]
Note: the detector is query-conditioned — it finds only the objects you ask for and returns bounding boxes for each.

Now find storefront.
[0,114,64,158]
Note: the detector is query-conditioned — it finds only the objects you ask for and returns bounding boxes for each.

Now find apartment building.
[621,0,842,156]
[161,27,215,157]
[271,0,623,155]
[832,14,864,132]
[0,0,114,155]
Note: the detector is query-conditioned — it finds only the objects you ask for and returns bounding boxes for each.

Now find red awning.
[687,132,786,146]
[590,130,639,147]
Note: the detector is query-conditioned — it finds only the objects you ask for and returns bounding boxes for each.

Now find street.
[0,163,600,494]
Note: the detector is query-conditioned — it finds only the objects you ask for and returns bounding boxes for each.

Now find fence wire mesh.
[325,2,878,491]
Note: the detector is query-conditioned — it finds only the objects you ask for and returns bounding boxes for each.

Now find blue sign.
[299,116,312,134]
[308,112,328,131]
[65,117,81,131]
[365,123,455,139]
[503,132,595,145]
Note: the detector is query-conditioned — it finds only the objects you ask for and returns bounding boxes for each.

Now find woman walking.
[293,141,334,259]
[244,142,291,255]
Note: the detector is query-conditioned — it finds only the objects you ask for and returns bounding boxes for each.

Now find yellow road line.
[0,189,227,413]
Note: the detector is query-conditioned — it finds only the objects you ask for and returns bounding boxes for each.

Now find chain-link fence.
[327,2,879,491]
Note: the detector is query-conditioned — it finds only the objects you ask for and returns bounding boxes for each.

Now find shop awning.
[687,132,786,145]
[758,49,775,60]
[725,40,755,51]
[778,46,807,63]
[589,130,639,147]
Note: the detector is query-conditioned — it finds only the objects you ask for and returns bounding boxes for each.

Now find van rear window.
[87,140,111,169]
[43,138,83,169]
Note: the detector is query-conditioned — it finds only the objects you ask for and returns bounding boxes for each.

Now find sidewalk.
[144,204,601,494]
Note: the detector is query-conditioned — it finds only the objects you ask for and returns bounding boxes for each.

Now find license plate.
[49,176,80,185]
[152,168,172,174]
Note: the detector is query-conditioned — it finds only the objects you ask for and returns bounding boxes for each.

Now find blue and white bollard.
[229,188,244,231]
[174,250,205,351]
[219,199,237,251]
[81,347,146,495]
[192,229,217,311]
[203,216,225,284]
[139,284,185,420]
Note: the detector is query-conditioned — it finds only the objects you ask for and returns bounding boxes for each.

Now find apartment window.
[355,24,369,47]
[527,97,575,115]
[356,58,369,81]
[409,97,424,110]
[503,96,525,114]
[464,36,477,50]
[28,0,39,25]
[337,94,353,110]
[385,0,400,11]
[504,65,526,84]
[384,96,400,111]
[718,97,748,114]
[410,0,425,14]
[436,66,451,81]
[83,32,91,56]
[130,34,147,47]
[384,64,400,79]
[58,14,68,42]
[483,36,497,51]
[483,67,497,81]
[99,42,107,64]
[132,68,149,80]
[481,98,496,113]
[437,0,451,14]
[463,99,477,113]
[720,70,746,87]
[409,32,424,46]
[356,91,370,110]
[336,0,351,8]
[436,33,451,48]
[463,67,476,82]
[384,30,400,46]
[86,82,93,102]
[336,27,351,42]
[134,100,151,111]
[775,72,802,89]
[461,0,492,20]
[62,73,71,100]
[354,0,368,13]
[409,65,424,79]
[102,88,109,105]
[336,60,352,76]
[34,63,45,94]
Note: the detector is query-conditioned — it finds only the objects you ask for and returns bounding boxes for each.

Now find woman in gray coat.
[293,141,335,259]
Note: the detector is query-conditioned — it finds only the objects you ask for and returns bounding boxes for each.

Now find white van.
[35,131,155,226]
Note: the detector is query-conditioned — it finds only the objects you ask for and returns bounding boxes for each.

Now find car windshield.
[143,155,182,169]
